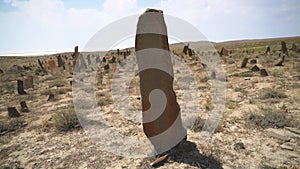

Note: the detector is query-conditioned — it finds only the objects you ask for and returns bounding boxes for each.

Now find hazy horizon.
[0,35,299,56]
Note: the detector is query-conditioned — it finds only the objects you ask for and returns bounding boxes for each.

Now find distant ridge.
[1,36,299,56]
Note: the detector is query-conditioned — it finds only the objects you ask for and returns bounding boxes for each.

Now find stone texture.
[8,107,20,118]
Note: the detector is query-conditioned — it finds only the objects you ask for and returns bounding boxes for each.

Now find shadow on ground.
[139,140,223,169]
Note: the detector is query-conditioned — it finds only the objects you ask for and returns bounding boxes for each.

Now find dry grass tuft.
[260,88,287,100]
[52,109,81,132]
[248,107,290,129]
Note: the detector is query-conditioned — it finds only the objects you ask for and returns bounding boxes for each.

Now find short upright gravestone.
[260,69,268,76]
[17,80,27,95]
[8,107,20,118]
[20,101,29,112]
[24,76,34,89]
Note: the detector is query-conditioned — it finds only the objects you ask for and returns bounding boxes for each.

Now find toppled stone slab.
[284,127,300,135]
[265,128,290,142]
[280,143,294,151]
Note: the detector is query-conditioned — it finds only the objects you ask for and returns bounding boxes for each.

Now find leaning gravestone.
[241,58,249,68]
[220,47,228,57]
[38,59,46,72]
[17,80,27,95]
[281,41,288,56]
[20,101,29,112]
[260,69,268,76]
[8,107,20,118]
[135,8,186,154]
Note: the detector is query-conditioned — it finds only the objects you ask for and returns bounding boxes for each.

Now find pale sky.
[0,0,299,52]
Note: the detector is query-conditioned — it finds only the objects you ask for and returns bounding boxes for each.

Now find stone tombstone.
[87,54,91,65]
[17,80,27,95]
[260,69,268,76]
[291,43,298,52]
[183,44,189,54]
[265,46,270,54]
[281,41,288,56]
[117,48,120,55]
[111,56,116,63]
[135,8,186,153]
[57,55,64,68]
[47,94,55,101]
[123,52,127,59]
[8,107,20,118]
[24,75,34,89]
[102,57,107,63]
[104,64,110,73]
[48,60,60,75]
[250,59,257,64]
[188,48,193,57]
[96,56,101,64]
[38,59,45,72]
[250,65,260,71]
[72,46,80,67]
[20,101,29,112]
[220,47,228,57]
[241,58,249,68]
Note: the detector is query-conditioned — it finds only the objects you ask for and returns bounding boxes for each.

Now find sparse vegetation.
[52,109,81,132]
[200,76,209,83]
[273,69,285,77]
[260,88,287,99]
[248,107,290,129]
[191,116,205,132]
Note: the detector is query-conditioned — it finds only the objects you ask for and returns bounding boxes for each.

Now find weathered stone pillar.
[135,9,186,154]
[17,80,27,95]
[281,41,288,56]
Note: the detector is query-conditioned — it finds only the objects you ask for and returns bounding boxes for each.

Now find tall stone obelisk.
[135,8,186,154]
